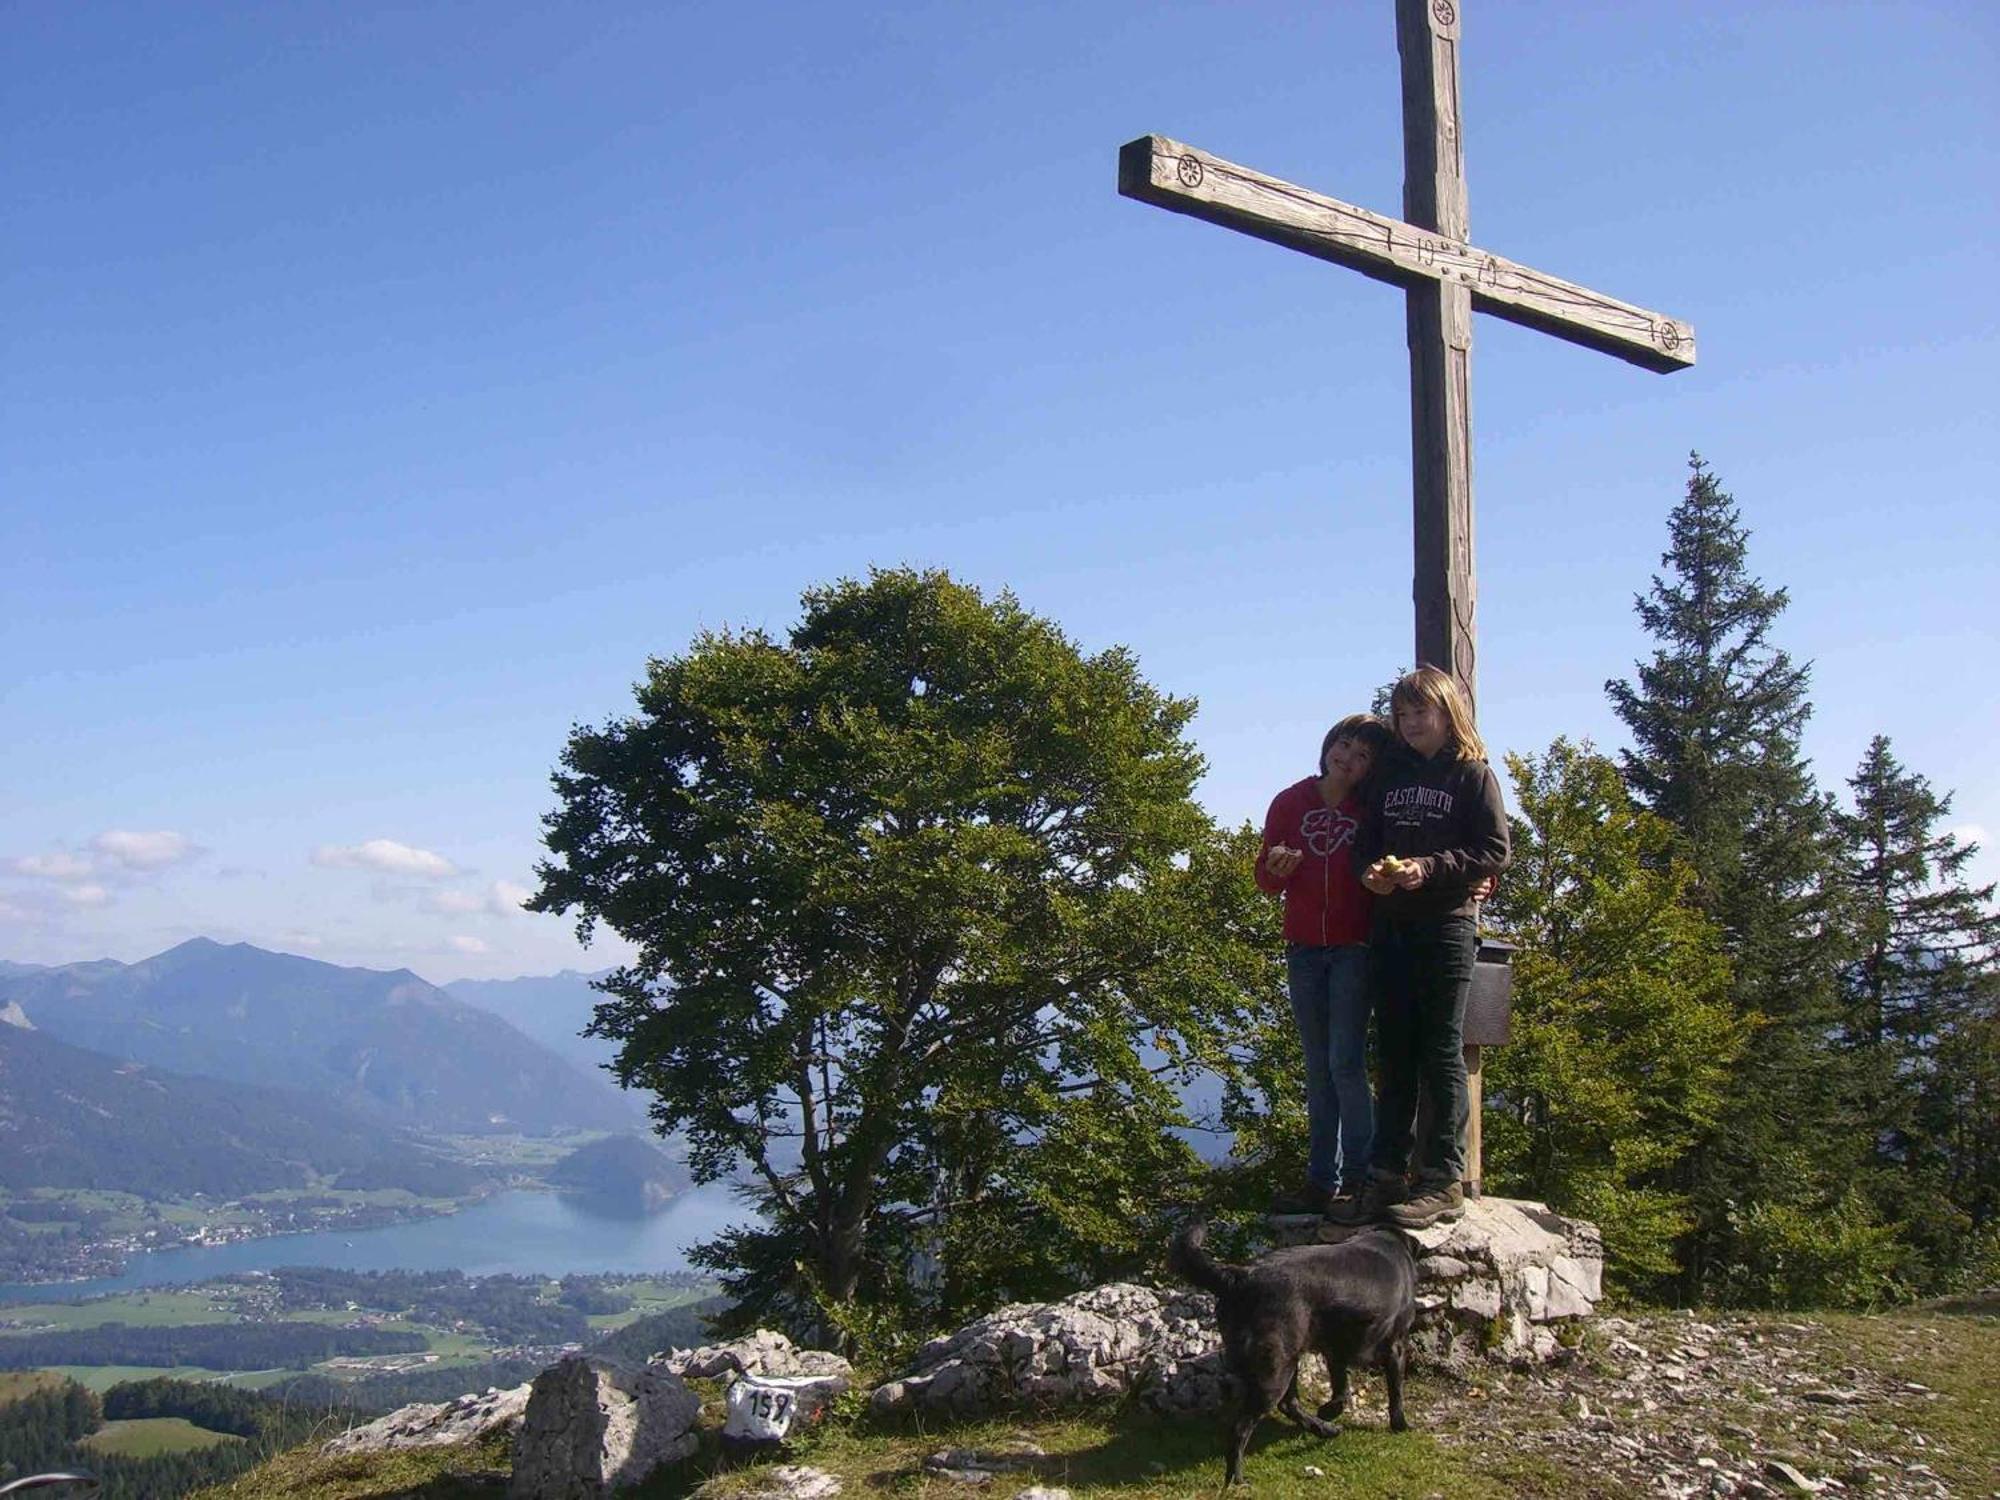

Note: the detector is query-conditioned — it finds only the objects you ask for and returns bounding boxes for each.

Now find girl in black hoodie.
[1328,666,1510,1229]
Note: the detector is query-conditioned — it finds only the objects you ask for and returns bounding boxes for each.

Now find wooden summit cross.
[1119,0,1694,714]
[1119,0,1694,1196]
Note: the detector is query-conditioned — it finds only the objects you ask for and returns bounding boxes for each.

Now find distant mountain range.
[0,939,634,1136]
[442,969,625,1080]
[0,1021,477,1198]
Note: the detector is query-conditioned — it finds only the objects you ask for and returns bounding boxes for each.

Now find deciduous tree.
[530,569,1264,1339]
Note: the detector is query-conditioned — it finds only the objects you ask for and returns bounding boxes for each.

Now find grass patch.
[197,1404,1509,1500]
[0,1369,67,1405]
[81,1416,247,1457]
[45,1363,239,1391]
[0,1289,236,1333]
[614,1398,1512,1499]
[588,1281,718,1331]
[192,1431,515,1499]
[1818,1295,2000,1496]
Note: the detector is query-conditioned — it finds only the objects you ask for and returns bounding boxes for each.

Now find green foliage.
[1834,736,2000,1293]
[1605,454,1858,1301]
[532,568,1260,1340]
[1722,1189,1909,1310]
[1483,739,1745,1287]
[104,1377,270,1437]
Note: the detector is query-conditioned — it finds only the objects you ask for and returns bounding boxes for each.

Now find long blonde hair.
[1389,666,1486,762]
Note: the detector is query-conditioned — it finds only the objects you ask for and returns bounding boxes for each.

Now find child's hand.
[1264,843,1304,878]
[1367,855,1427,891]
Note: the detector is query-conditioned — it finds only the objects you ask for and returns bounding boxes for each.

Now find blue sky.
[5,2,1995,981]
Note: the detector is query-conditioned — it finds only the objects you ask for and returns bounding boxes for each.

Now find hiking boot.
[1268,1182,1332,1217]
[1322,1172,1408,1227]
[1386,1180,1465,1229]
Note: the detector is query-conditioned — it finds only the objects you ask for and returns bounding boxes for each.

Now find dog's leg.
[1278,1363,1338,1439]
[1383,1336,1410,1433]
[1316,1353,1349,1423]
[1224,1358,1289,1484]
[1224,1405,1259,1486]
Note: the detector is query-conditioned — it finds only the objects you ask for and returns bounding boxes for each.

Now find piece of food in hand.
[1269,843,1298,860]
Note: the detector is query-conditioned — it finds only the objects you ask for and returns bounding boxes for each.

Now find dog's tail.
[1169,1220,1246,1297]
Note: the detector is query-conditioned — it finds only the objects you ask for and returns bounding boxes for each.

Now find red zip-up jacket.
[1255,776,1373,946]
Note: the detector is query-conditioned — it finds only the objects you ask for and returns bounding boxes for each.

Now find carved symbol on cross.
[1654,321,1683,353]
[1432,0,1457,27]
[1176,156,1203,189]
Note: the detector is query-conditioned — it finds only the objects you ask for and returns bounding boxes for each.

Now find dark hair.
[1319,713,1392,775]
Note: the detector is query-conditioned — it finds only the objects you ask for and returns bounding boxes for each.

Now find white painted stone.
[722,1371,851,1442]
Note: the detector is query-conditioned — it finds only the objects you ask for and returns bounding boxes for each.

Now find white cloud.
[426,879,536,918]
[312,839,456,878]
[8,851,95,882]
[489,880,533,914]
[447,935,490,955]
[1947,822,1989,853]
[92,829,196,870]
[0,896,33,922]
[59,883,111,908]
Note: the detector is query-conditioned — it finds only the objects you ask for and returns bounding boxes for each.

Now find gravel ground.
[1398,1309,1985,1499]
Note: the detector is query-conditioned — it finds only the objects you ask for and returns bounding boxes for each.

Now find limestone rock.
[661,1328,853,1381]
[869,1282,1221,1420]
[508,1354,701,1497]
[727,1465,843,1500]
[323,1383,531,1455]
[870,1198,1602,1421]
[923,1442,1045,1476]
[1300,1196,1603,1369]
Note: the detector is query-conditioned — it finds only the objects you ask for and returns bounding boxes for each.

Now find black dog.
[1170,1221,1416,1485]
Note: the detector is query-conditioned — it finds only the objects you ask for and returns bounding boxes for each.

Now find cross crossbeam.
[1118,135,1695,375]
[1117,1,1694,712]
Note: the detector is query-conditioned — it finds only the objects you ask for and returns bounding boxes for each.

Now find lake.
[0,1186,747,1304]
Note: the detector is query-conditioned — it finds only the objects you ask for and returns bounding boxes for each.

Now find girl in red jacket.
[1254,712,1395,1215]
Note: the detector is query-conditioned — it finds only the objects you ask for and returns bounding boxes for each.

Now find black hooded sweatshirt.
[1352,744,1510,922]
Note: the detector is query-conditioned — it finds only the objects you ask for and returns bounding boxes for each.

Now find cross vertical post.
[1399,0,1478,710]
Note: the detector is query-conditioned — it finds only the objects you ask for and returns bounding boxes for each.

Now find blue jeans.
[1286,943,1374,1193]
[1368,914,1478,1188]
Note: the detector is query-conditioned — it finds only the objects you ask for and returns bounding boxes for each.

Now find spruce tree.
[1836,736,2000,1288]
[1484,738,1744,1288]
[1606,455,1857,1303]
